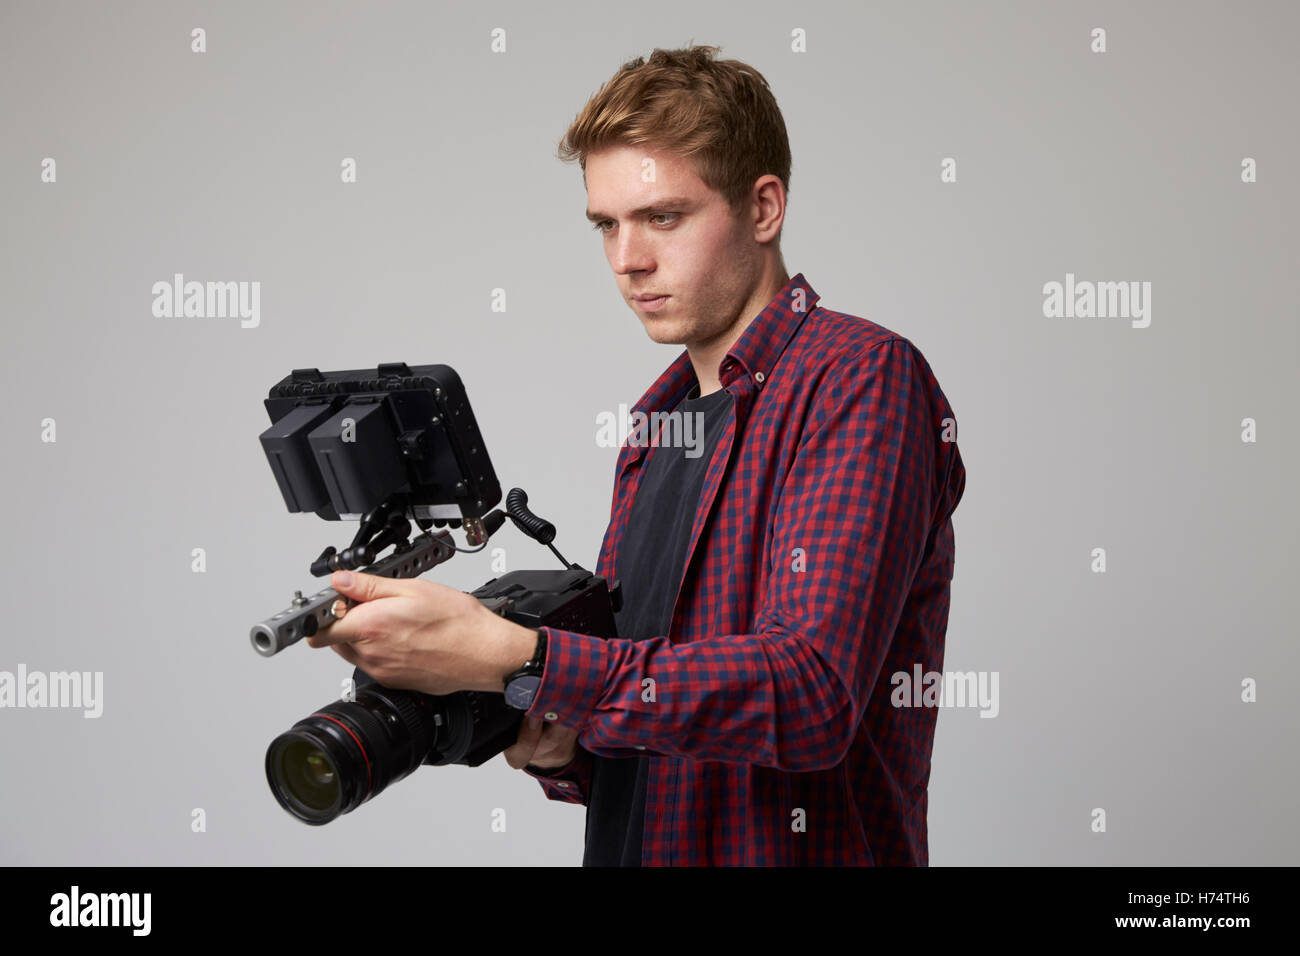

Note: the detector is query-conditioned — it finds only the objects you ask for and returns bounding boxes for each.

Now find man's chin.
[644,327,688,346]
[639,317,687,345]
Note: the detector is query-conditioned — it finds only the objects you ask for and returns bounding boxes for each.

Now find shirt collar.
[628,272,821,424]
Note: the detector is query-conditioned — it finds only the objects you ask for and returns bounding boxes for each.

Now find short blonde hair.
[557,44,792,216]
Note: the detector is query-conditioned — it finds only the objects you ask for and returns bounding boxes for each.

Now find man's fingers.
[546,724,580,744]
[330,642,361,669]
[503,717,543,770]
[305,619,359,648]
[525,722,579,772]
[304,598,370,648]
[331,569,411,603]
[503,745,536,770]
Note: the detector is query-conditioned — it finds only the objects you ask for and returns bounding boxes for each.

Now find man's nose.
[610,226,654,275]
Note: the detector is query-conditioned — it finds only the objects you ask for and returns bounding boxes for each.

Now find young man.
[504,45,967,866]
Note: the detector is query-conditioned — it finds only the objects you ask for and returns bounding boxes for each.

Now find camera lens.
[278,739,340,812]
[266,728,354,824]
[265,688,436,825]
[264,678,527,825]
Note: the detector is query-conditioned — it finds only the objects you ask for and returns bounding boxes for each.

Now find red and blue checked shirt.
[523,272,966,865]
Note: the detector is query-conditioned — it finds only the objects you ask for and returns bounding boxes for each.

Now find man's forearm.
[469,619,540,694]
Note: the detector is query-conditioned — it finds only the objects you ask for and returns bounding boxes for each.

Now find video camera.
[250,362,620,825]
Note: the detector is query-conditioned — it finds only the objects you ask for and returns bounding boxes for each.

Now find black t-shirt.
[582,380,734,866]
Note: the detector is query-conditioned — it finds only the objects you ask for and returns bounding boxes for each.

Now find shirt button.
[556,781,570,788]
[635,745,646,750]
[754,371,765,383]
[543,711,559,721]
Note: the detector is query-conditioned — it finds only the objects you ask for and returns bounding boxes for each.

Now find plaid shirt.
[523,273,966,865]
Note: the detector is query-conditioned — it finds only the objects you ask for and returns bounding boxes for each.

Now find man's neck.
[688,265,790,396]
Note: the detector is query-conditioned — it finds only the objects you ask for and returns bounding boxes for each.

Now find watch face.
[505,674,542,710]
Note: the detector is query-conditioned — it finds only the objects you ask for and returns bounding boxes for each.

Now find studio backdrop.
[0,0,1295,866]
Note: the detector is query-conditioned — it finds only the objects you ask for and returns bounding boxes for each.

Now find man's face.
[584,145,763,350]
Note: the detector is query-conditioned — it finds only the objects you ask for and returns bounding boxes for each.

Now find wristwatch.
[503,629,547,710]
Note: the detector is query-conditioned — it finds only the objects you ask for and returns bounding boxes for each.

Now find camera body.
[265,566,621,825]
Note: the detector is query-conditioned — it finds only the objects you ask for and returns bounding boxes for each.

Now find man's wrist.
[492,623,542,693]
[525,756,575,776]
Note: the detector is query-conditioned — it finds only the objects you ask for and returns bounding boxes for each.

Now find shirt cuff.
[525,625,611,730]
[522,745,593,803]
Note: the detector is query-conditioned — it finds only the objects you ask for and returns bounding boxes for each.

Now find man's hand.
[304,569,537,697]
[505,716,579,771]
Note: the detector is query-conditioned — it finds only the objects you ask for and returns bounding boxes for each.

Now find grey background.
[1,0,1295,866]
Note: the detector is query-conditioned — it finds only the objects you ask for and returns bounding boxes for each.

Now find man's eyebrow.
[585,197,696,222]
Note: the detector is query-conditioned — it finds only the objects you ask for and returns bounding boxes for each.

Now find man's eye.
[592,213,678,233]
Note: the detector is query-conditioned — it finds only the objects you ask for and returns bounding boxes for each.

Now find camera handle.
[250,487,581,658]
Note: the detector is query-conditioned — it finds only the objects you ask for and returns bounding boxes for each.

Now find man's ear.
[750,176,786,244]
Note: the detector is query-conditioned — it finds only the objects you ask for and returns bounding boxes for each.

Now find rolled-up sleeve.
[525,339,944,773]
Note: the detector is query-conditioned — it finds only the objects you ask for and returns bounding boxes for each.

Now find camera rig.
[250,362,620,825]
